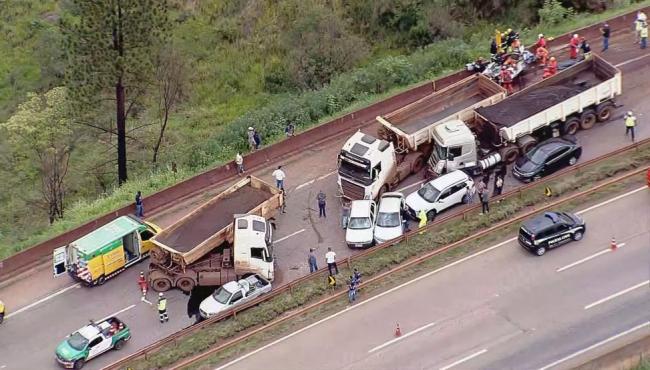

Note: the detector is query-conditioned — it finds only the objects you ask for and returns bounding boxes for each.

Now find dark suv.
[518,211,586,256]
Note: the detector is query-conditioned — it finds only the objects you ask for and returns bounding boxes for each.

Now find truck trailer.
[430,54,621,175]
[337,74,506,200]
[148,176,282,292]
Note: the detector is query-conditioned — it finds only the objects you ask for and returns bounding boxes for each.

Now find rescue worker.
[624,111,637,141]
[137,272,148,297]
[511,37,523,54]
[0,299,5,324]
[535,34,547,52]
[490,38,498,56]
[580,38,592,59]
[543,57,558,79]
[158,292,169,323]
[500,66,514,94]
[641,23,648,49]
[495,30,503,53]
[417,209,427,234]
[569,34,580,59]
[536,46,549,66]
[636,11,647,43]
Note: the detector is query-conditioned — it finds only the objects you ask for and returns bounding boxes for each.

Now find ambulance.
[53,216,160,286]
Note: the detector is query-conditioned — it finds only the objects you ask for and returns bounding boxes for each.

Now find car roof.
[427,170,469,189]
[71,216,145,256]
[222,281,240,293]
[350,200,372,217]
[522,212,568,233]
[378,195,402,212]
[77,324,100,340]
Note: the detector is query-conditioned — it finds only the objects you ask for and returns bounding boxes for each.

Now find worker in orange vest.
[543,57,558,79]
[536,46,549,66]
[137,271,148,297]
[500,66,514,94]
[569,34,580,59]
[646,168,650,188]
[535,34,547,52]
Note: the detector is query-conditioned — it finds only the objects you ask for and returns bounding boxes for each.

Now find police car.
[518,211,586,256]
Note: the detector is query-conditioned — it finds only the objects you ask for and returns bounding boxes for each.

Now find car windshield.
[348,217,372,229]
[433,145,447,161]
[212,287,232,304]
[376,212,400,228]
[67,332,89,351]
[417,183,441,203]
[559,213,575,224]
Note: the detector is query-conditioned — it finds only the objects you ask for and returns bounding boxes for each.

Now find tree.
[152,47,187,164]
[1,87,75,224]
[62,0,169,185]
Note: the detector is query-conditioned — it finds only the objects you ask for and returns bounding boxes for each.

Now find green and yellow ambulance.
[53,215,161,286]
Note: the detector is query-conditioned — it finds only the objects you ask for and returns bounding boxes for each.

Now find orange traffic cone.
[395,323,402,337]
[610,237,618,251]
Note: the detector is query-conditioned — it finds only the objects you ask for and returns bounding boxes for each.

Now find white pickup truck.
[198,274,272,319]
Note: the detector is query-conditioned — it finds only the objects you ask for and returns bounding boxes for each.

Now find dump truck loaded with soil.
[148,176,282,292]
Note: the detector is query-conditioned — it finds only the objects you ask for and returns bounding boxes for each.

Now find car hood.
[405,192,431,213]
[374,226,402,242]
[346,227,373,243]
[56,340,84,360]
[514,158,541,174]
[199,295,228,317]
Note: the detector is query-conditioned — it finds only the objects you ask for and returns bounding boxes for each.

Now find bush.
[539,0,576,25]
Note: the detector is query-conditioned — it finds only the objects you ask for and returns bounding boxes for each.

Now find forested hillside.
[0,0,642,256]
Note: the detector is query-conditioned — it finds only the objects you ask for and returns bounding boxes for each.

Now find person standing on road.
[347,277,357,303]
[135,191,144,218]
[308,248,318,273]
[317,190,327,218]
[247,127,256,151]
[476,177,486,196]
[280,188,287,214]
[325,247,338,275]
[641,23,648,49]
[235,153,244,175]
[137,272,148,297]
[600,23,610,51]
[418,209,427,234]
[624,111,637,141]
[272,165,286,190]
[480,186,490,214]
[157,292,169,323]
[493,174,504,197]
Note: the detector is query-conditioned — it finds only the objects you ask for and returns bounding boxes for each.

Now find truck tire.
[175,277,196,293]
[152,277,172,292]
[516,135,537,155]
[500,146,519,164]
[596,103,614,122]
[114,339,125,350]
[561,118,580,135]
[580,110,597,130]
[411,155,425,173]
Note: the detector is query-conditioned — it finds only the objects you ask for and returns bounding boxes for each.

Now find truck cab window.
[372,163,382,180]
[250,247,264,259]
[449,146,462,159]
[89,337,102,348]
[237,219,248,229]
[140,229,155,241]
[252,220,265,232]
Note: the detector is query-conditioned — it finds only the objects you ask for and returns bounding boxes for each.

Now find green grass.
[635,358,650,370]
[120,139,650,370]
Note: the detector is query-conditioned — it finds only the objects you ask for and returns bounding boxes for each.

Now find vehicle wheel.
[73,359,85,370]
[580,110,597,130]
[572,230,584,241]
[568,156,578,166]
[500,146,519,164]
[533,175,542,182]
[411,155,425,173]
[96,276,106,286]
[517,135,537,155]
[176,277,196,293]
[114,339,125,350]
[596,103,613,122]
[426,210,436,221]
[152,277,172,292]
[535,246,546,256]
[562,118,580,135]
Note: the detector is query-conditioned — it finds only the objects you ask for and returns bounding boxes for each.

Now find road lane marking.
[316,170,337,181]
[538,321,650,370]
[615,54,650,68]
[397,179,427,193]
[101,304,137,320]
[368,321,436,354]
[6,283,81,319]
[294,170,337,192]
[584,280,649,310]
[274,229,306,244]
[214,186,646,369]
[556,243,626,272]
[439,349,488,370]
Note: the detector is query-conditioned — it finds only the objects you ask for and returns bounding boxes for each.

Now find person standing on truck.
[135,191,144,218]
[308,248,318,273]
[500,66,513,95]
[317,190,327,218]
[272,165,286,190]
[235,153,245,175]
[543,57,558,79]
[569,34,580,59]
[490,38,498,56]
[600,23,610,51]
[624,111,637,142]
[580,38,592,59]
[325,247,338,275]
[247,127,256,151]
[158,292,169,323]
[535,34,547,52]
[137,272,148,297]
[536,46,549,66]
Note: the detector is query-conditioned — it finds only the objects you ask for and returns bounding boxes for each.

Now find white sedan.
[374,192,406,244]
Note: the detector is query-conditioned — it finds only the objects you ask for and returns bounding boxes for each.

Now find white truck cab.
[345,199,377,248]
[233,215,274,281]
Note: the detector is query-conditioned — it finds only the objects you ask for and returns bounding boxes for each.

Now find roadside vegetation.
[121,138,650,370]
[0,0,647,258]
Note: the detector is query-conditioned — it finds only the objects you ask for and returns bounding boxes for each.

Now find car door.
[449,182,467,206]
[87,335,111,359]
[544,147,570,175]
[53,246,68,277]
[229,290,244,308]
[435,187,454,212]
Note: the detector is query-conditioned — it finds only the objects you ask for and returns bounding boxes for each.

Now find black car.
[518,211,586,256]
[513,136,582,182]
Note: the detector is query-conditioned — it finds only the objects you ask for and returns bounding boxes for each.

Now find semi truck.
[337,74,506,200]
[430,55,621,175]
[148,176,282,292]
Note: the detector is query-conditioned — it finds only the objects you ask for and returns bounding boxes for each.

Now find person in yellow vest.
[418,209,427,234]
[0,299,5,324]
[624,111,637,142]
[640,23,648,49]
[158,292,169,323]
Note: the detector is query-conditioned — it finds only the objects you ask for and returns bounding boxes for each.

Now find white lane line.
[397,179,427,193]
[615,54,650,68]
[294,179,315,191]
[101,304,137,321]
[6,283,81,319]
[584,280,649,310]
[538,321,650,370]
[439,349,489,370]
[574,186,647,215]
[274,229,306,244]
[556,243,626,272]
[214,186,646,369]
[368,321,436,354]
[316,170,337,181]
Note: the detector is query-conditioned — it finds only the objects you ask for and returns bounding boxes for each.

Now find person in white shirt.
[272,165,286,190]
[235,153,244,175]
[325,247,338,275]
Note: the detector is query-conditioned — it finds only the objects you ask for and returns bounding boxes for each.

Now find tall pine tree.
[62,1,168,185]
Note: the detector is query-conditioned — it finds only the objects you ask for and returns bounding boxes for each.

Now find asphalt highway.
[219,187,650,370]
[1,22,649,370]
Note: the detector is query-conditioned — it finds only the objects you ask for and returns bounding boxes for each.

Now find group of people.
[490,28,525,94]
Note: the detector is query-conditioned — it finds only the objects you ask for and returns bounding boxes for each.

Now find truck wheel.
[96,276,106,286]
[580,110,597,130]
[152,278,172,292]
[596,103,613,122]
[176,277,196,292]
[516,135,537,155]
[500,147,519,164]
[562,118,580,135]
[411,155,425,173]
[73,359,85,370]
[114,339,125,350]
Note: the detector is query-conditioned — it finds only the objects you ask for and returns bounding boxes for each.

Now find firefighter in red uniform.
[500,66,513,94]
[543,57,558,79]
[536,46,549,66]
[535,34,547,52]
[137,271,148,297]
[646,168,650,188]
[569,34,580,59]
